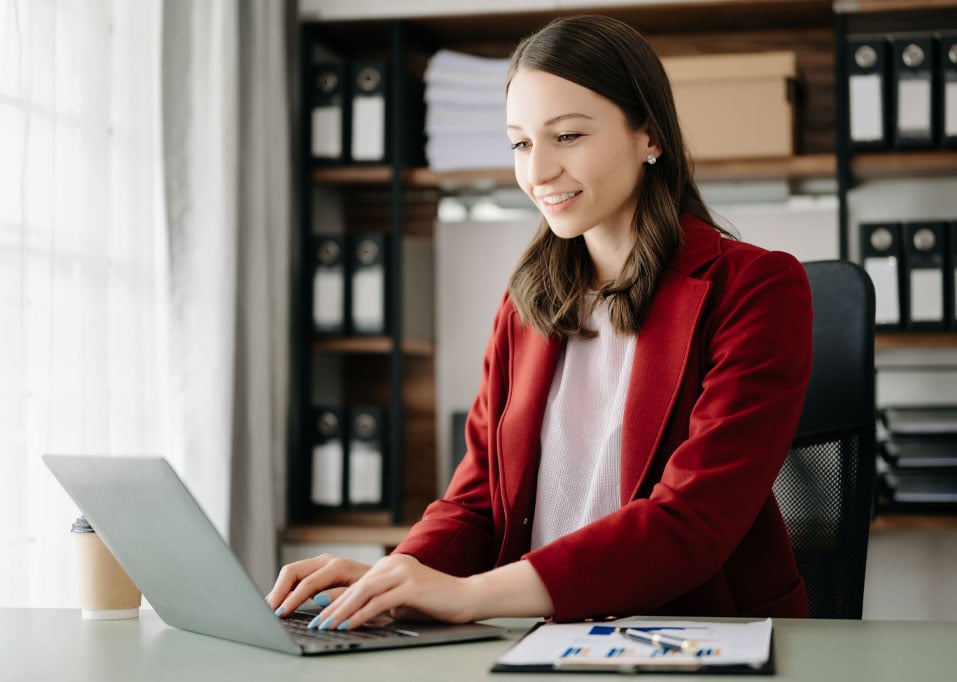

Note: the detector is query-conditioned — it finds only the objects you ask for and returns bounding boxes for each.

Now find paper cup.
[72,517,141,620]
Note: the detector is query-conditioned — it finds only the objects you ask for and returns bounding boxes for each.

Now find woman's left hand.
[308,554,480,631]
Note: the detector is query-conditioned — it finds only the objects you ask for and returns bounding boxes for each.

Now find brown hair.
[505,15,720,337]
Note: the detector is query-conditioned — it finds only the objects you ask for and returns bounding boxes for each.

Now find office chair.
[772,260,876,619]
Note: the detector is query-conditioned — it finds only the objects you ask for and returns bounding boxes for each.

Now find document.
[493,618,774,674]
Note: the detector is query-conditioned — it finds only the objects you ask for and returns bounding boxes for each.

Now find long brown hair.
[506,15,719,337]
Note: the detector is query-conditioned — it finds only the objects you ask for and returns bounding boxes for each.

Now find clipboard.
[491,618,775,675]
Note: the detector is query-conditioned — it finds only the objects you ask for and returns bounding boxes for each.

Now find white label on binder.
[313,265,344,331]
[351,96,386,161]
[897,79,931,134]
[311,442,343,506]
[849,74,884,142]
[352,266,385,333]
[910,268,943,322]
[864,256,900,324]
[946,81,957,137]
[311,106,342,159]
[349,440,382,505]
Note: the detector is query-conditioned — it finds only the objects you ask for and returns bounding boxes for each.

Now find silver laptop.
[43,454,507,655]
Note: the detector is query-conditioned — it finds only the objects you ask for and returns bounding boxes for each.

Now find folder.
[350,234,388,335]
[308,60,349,163]
[861,222,904,329]
[312,235,346,335]
[949,221,957,329]
[892,35,935,149]
[310,406,345,507]
[941,33,957,148]
[350,61,388,163]
[347,407,386,507]
[847,36,889,150]
[904,221,947,329]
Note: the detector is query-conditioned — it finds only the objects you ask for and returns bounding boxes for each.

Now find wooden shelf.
[875,332,957,349]
[851,151,957,181]
[312,336,435,356]
[835,0,957,13]
[871,513,957,530]
[283,523,413,547]
[313,154,837,191]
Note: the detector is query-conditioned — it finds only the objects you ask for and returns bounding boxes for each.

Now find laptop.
[43,454,508,655]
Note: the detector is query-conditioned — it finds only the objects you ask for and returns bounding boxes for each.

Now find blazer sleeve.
[523,249,813,620]
[391,294,511,577]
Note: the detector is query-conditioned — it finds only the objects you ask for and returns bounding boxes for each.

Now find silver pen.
[618,627,699,653]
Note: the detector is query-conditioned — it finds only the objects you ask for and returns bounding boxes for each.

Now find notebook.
[43,454,507,655]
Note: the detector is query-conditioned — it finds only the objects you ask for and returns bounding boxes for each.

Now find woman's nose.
[524,145,561,187]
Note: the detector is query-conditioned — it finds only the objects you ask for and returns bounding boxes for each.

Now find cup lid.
[71,516,94,533]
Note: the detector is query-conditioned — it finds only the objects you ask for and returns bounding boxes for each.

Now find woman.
[268,14,812,631]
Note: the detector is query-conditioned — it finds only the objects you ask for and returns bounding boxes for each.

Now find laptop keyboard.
[283,613,416,642]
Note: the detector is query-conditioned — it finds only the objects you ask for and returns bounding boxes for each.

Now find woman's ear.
[636,127,662,164]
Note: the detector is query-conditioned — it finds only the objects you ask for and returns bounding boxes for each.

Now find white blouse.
[530,296,637,550]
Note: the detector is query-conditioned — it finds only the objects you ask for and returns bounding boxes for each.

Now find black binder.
[861,222,904,329]
[310,406,346,507]
[312,235,347,336]
[903,221,948,329]
[941,32,957,148]
[308,58,349,164]
[349,234,389,335]
[347,407,386,508]
[892,35,936,149]
[847,36,890,150]
[350,61,388,164]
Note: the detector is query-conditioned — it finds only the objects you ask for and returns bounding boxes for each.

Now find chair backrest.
[772,260,876,619]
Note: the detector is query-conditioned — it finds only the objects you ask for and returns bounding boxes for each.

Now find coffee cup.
[71,516,141,619]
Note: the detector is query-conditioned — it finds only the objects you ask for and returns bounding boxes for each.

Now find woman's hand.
[265,554,372,617]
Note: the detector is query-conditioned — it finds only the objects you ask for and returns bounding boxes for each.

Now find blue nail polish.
[307,615,322,629]
[337,619,351,631]
[313,592,332,607]
[319,617,334,631]
[274,605,285,616]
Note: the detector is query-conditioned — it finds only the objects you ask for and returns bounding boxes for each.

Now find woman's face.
[506,68,657,244]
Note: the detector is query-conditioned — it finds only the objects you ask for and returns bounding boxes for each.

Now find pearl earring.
[646,154,657,165]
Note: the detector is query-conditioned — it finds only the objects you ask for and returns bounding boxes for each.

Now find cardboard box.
[662,51,797,160]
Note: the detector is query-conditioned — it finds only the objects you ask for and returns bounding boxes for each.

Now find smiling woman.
[269,14,813,632]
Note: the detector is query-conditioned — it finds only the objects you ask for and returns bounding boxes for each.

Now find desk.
[2,609,955,682]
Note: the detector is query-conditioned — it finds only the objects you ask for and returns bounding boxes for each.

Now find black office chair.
[772,260,877,619]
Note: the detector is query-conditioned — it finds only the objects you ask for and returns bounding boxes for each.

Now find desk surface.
[3,608,956,682]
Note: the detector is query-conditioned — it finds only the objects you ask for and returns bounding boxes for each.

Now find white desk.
[2,608,955,681]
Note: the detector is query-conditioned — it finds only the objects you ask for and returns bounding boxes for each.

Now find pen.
[618,627,699,653]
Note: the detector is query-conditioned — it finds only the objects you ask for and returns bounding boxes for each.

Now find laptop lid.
[43,455,505,655]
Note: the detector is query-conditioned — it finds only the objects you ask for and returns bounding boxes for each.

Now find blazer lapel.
[620,269,711,504]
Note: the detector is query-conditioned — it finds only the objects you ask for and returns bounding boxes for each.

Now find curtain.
[161,0,292,592]
[0,0,168,607]
[1,0,293,606]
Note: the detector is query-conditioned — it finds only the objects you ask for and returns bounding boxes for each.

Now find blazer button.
[522,517,529,526]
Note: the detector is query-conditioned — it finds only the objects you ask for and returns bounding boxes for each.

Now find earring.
[646,154,657,165]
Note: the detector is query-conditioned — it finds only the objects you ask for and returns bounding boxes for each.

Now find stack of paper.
[424,50,512,171]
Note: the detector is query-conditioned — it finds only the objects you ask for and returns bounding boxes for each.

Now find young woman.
[267,14,812,631]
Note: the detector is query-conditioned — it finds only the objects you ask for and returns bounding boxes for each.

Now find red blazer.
[394,214,813,621]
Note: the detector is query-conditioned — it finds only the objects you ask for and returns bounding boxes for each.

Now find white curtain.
[1,0,292,606]
[0,0,169,607]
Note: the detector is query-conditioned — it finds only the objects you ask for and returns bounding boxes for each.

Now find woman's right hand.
[265,554,372,617]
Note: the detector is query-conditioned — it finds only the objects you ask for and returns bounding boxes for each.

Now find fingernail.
[313,592,332,607]
[274,605,285,616]
[337,619,351,631]
[307,615,322,629]
[319,617,334,631]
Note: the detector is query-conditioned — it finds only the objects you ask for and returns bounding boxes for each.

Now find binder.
[941,33,957,148]
[904,221,947,329]
[350,61,388,163]
[892,35,935,149]
[308,60,349,163]
[312,235,346,335]
[860,222,904,329]
[847,36,889,150]
[310,407,345,507]
[347,407,386,507]
[350,234,388,335]
[949,221,957,329]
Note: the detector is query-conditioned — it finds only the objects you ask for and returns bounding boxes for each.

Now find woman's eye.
[510,140,529,151]
[557,133,581,143]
